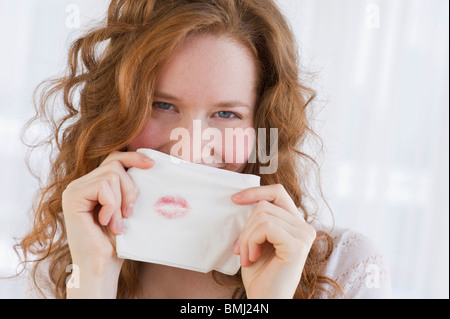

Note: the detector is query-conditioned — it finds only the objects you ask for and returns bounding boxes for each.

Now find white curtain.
[276,0,449,298]
[0,0,448,298]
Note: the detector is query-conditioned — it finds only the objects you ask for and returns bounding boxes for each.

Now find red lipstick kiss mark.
[153,195,191,219]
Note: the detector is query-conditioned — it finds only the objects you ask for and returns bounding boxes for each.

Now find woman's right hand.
[62,151,154,298]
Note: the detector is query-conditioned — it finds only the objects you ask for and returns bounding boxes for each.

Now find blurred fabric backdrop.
[0,0,448,298]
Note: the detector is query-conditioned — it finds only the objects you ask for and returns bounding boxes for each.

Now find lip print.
[153,195,191,219]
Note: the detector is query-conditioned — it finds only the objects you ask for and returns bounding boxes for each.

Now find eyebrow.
[153,91,252,109]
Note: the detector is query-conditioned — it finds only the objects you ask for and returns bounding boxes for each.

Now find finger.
[100,151,154,170]
[246,222,293,264]
[240,203,317,266]
[240,212,296,265]
[232,184,299,216]
[106,173,123,235]
[99,161,138,218]
[243,212,299,250]
[240,236,250,267]
[109,208,124,235]
[90,171,123,235]
[101,152,152,218]
[96,180,118,226]
[244,200,303,236]
[248,239,262,263]
[118,170,137,218]
[239,200,294,266]
[233,239,240,255]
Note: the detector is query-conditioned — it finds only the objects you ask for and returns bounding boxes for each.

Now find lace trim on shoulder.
[335,253,390,297]
[316,228,391,298]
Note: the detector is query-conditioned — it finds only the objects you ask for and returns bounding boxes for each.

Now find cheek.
[128,122,167,151]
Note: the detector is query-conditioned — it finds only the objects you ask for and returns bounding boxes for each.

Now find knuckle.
[61,181,79,210]
[253,207,269,222]
[305,223,317,240]
[287,239,299,252]
[256,214,270,226]
[104,160,124,172]
[262,219,273,231]
[274,183,285,192]
[299,225,317,248]
[64,181,74,191]
[61,190,71,212]
[105,171,120,185]
[98,179,113,194]
[62,185,71,199]
[62,185,72,199]
[292,240,308,256]
[256,199,270,211]
[64,178,80,192]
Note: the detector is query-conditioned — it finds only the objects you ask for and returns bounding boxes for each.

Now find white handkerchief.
[116,148,260,275]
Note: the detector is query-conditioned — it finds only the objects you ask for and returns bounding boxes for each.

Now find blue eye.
[153,102,174,110]
[217,111,241,119]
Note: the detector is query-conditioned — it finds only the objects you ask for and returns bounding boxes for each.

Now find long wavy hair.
[16,0,342,299]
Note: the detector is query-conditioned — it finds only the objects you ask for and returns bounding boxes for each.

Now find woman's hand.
[231,184,316,299]
[62,151,154,298]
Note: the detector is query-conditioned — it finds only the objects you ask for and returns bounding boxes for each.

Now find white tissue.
[116,148,260,275]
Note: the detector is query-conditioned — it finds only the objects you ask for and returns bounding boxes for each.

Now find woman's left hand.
[231,184,317,299]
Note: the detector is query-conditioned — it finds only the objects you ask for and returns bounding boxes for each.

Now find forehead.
[155,34,258,106]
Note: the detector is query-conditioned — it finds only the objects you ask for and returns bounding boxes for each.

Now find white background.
[0,0,448,298]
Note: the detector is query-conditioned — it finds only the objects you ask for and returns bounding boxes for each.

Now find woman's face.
[128,34,258,173]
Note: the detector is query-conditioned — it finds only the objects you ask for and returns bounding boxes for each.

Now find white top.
[26,227,391,299]
[316,227,391,298]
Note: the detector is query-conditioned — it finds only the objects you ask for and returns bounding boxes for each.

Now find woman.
[17,0,390,299]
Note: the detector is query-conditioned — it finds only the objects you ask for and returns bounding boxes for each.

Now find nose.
[169,119,222,164]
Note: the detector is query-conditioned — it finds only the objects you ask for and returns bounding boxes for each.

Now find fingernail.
[232,192,242,200]
[104,213,112,226]
[126,204,134,218]
[116,220,123,234]
[233,240,240,254]
[142,156,154,163]
[240,254,245,266]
